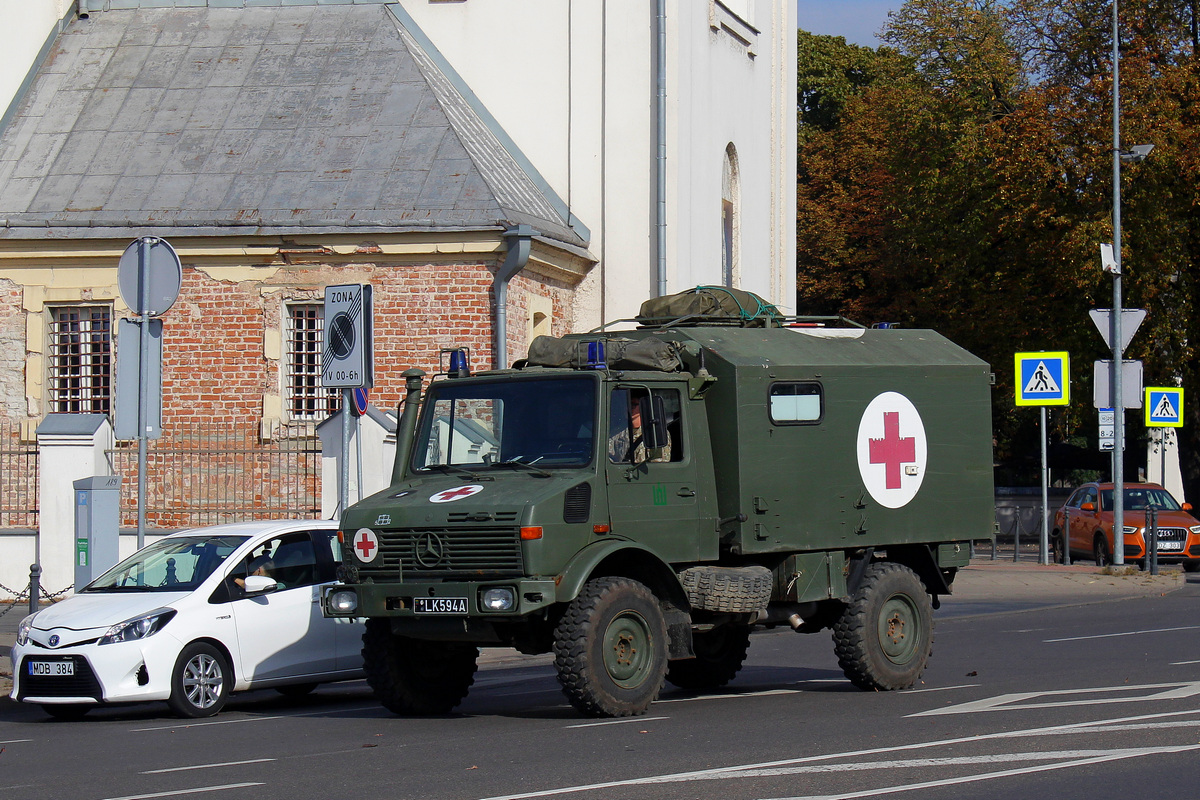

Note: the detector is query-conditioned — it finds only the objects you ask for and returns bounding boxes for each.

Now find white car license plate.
[415,597,467,614]
[29,659,74,677]
[1158,539,1183,551]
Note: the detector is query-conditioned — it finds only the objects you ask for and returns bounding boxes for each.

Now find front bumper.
[11,628,182,706]
[323,578,558,621]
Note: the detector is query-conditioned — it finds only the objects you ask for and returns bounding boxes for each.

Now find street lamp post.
[1110,0,1125,563]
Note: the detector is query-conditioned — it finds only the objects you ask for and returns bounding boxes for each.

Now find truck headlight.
[481,587,515,612]
[99,608,176,645]
[329,590,359,613]
[16,614,34,646]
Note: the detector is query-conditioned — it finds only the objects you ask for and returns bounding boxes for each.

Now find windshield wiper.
[91,584,159,592]
[494,458,552,478]
[423,463,489,481]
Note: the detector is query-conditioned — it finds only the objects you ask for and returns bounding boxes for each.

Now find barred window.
[48,306,112,414]
[286,304,340,421]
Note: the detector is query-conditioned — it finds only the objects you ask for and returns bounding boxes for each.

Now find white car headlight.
[98,607,177,646]
[1122,526,1140,535]
[1190,526,1200,535]
[16,614,34,646]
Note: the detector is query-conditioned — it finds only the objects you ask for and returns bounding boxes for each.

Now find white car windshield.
[82,536,249,592]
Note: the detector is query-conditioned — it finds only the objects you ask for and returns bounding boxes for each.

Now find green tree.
[798,0,1200,488]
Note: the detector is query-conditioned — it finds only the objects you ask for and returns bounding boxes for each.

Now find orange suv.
[1053,482,1200,570]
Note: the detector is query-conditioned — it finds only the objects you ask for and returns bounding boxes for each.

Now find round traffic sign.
[351,387,369,416]
[118,237,182,316]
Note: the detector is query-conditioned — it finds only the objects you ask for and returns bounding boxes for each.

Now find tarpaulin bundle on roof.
[636,286,783,327]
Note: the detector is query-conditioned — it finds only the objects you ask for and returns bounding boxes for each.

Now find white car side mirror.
[243,575,279,595]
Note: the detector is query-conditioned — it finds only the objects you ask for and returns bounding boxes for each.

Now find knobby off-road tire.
[832,562,933,691]
[553,577,668,717]
[362,619,478,715]
[665,623,751,691]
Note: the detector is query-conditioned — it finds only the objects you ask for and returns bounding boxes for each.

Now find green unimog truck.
[323,288,994,718]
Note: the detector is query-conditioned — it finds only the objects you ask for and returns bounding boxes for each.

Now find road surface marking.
[757,744,1200,800]
[900,684,980,694]
[474,708,1200,800]
[130,704,381,732]
[1045,625,1200,642]
[657,689,800,704]
[0,739,33,744]
[1171,659,1200,665]
[908,681,1200,716]
[100,784,265,800]
[142,759,276,774]
[566,716,668,729]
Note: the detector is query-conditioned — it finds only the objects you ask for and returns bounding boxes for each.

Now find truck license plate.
[29,660,74,677]
[415,597,467,614]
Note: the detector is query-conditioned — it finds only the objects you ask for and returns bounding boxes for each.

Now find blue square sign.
[1015,352,1070,406]
[1145,387,1183,428]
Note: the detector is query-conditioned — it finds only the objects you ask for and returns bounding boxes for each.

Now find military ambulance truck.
[323,288,994,718]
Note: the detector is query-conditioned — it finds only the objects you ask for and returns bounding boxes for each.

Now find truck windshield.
[414,376,596,470]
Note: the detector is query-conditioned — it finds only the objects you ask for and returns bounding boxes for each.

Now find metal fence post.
[28,562,40,615]
[1148,504,1159,575]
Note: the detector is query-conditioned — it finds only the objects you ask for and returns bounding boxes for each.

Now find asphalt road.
[3,572,1199,800]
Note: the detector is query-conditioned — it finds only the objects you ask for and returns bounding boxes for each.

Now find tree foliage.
[797,0,1200,492]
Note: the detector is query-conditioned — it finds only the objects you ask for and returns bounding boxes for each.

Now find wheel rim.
[182,653,224,709]
[878,593,920,665]
[603,610,653,689]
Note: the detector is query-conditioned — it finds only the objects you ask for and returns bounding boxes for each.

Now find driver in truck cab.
[608,391,671,464]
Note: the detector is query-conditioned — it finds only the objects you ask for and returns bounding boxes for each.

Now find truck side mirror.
[643,393,669,456]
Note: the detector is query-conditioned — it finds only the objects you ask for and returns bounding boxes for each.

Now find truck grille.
[361,526,523,579]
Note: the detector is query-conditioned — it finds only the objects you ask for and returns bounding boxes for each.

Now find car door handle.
[677,488,696,497]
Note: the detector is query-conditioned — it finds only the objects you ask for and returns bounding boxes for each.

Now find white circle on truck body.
[856,392,928,509]
[352,528,380,563]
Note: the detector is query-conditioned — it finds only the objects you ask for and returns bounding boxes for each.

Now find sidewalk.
[1,559,1186,698]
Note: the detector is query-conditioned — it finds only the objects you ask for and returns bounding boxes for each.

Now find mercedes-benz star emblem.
[413,532,447,569]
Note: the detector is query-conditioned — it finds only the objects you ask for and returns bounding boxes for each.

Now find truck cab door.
[604,386,713,562]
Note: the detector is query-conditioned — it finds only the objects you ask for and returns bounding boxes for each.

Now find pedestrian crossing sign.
[1014,352,1070,406]
[1145,387,1183,427]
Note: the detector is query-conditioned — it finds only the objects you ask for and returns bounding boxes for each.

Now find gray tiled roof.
[0,4,586,246]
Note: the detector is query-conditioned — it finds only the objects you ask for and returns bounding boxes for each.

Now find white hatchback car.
[10,520,364,719]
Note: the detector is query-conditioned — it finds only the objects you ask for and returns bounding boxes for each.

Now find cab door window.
[608,388,682,464]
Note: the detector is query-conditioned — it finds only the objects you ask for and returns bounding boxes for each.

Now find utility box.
[73,476,121,589]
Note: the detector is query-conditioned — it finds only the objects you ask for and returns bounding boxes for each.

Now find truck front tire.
[362,619,478,715]
[665,623,750,690]
[832,562,933,691]
[553,577,668,717]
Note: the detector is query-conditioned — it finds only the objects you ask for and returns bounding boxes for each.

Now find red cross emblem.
[353,528,379,562]
[430,484,484,503]
[868,411,917,490]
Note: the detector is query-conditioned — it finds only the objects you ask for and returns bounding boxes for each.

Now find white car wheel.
[168,643,230,718]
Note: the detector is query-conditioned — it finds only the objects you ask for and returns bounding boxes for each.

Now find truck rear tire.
[832,562,933,691]
[553,577,668,717]
[362,619,478,715]
[665,624,750,690]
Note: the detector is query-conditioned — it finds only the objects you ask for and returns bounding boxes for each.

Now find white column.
[36,414,114,595]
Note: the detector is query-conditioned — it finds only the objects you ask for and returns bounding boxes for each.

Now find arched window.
[722,143,740,288]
